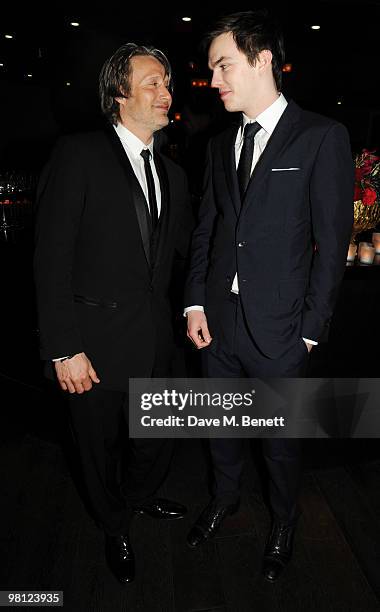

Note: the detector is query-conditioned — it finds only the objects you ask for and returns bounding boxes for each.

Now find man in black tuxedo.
[185,11,354,581]
[34,43,192,584]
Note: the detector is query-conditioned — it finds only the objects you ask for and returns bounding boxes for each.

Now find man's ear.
[257,49,273,70]
[115,94,128,105]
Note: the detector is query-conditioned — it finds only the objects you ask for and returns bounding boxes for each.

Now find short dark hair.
[205,10,285,91]
[99,42,173,125]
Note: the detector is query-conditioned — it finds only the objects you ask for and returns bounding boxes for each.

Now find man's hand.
[186,311,212,349]
[54,352,100,394]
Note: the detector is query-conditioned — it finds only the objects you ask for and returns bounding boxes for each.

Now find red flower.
[362,187,377,205]
[362,149,380,163]
[354,148,380,206]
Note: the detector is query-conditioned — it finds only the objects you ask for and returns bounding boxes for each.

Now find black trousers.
[202,293,309,525]
[68,360,174,537]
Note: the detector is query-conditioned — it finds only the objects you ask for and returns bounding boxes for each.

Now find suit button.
[238,241,246,247]
[226,276,231,282]
[241,279,247,283]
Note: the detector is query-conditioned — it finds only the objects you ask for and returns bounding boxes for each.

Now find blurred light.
[66,82,71,86]
[191,79,209,87]
[174,113,181,121]
[282,63,293,73]
[311,25,321,30]
[188,61,196,70]
[26,74,32,78]
[5,34,13,39]
[182,17,191,22]
[70,21,80,27]
[0,63,4,67]
[337,100,342,105]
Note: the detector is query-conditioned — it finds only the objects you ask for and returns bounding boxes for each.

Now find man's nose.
[210,71,221,88]
[159,84,172,100]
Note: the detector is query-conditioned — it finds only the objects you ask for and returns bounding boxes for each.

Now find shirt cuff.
[52,356,71,362]
[302,338,318,346]
[183,305,205,317]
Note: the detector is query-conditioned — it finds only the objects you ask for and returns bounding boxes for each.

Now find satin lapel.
[103,124,152,269]
[240,100,301,215]
[152,149,170,269]
[222,124,240,216]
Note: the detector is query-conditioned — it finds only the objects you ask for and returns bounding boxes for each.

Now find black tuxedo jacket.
[185,99,354,359]
[34,125,192,390]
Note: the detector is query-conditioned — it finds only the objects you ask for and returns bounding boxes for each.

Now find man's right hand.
[186,310,212,349]
[54,352,100,394]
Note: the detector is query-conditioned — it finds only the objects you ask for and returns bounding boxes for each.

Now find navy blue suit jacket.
[185,99,354,359]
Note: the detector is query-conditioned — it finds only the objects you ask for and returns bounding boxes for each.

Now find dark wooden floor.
[1,373,380,611]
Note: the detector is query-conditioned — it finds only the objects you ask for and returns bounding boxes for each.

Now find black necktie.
[237,121,262,200]
[140,148,158,231]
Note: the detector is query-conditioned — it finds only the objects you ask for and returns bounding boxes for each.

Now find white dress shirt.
[114,122,162,216]
[185,93,317,346]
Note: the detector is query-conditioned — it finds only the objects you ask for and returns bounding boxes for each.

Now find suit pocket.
[271,167,301,172]
[74,294,118,309]
[269,168,303,180]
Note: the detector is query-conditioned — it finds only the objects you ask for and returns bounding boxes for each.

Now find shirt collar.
[241,92,288,136]
[114,122,154,159]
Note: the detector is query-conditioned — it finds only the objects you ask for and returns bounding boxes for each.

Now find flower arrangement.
[354,149,380,205]
[351,149,380,243]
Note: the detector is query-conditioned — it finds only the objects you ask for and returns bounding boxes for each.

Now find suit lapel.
[222,124,241,216]
[240,100,301,215]
[103,124,152,269]
[152,149,170,269]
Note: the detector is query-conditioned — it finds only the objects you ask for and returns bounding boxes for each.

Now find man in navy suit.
[185,10,353,581]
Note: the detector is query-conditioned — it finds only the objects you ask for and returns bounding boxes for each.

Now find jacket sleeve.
[301,123,354,341]
[184,140,218,307]
[34,137,86,360]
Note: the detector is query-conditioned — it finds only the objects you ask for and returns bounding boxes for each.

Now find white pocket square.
[271,167,301,171]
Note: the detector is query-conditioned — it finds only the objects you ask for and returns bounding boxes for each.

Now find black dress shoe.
[133,498,186,520]
[105,534,135,584]
[262,521,296,582]
[187,499,239,548]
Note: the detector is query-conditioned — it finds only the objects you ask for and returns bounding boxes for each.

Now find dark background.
[1,0,380,173]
